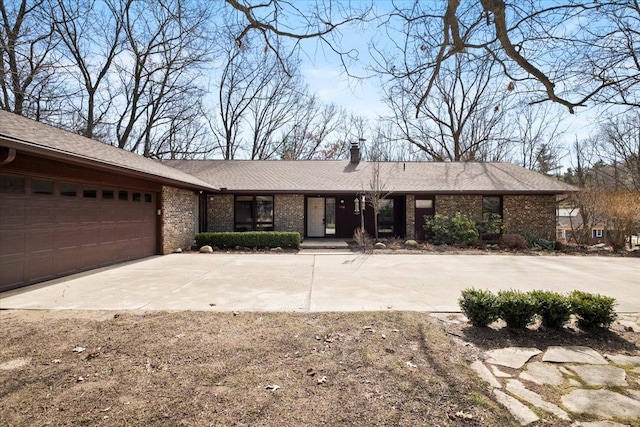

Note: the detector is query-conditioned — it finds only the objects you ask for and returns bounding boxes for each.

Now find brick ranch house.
[0,111,575,291]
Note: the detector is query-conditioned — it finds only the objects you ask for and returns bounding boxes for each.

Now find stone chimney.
[350,142,360,164]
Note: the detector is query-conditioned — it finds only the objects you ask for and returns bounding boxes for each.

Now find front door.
[307,197,325,237]
[414,197,435,241]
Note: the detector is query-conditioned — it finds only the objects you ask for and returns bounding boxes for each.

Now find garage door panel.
[1,181,157,291]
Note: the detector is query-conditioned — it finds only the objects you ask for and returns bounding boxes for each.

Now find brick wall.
[405,195,415,239]
[162,186,197,254]
[503,194,557,240]
[435,195,483,222]
[275,194,304,236]
[207,194,234,232]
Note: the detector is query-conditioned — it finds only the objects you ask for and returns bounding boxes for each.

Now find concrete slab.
[2,253,640,312]
[493,389,540,425]
[542,346,608,365]
[505,379,570,421]
[572,422,632,427]
[561,389,640,419]
[605,354,640,367]
[519,362,564,386]
[491,365,512,378]
[567,365,628,387]
[470,361,502,389]
[485,347,541,369]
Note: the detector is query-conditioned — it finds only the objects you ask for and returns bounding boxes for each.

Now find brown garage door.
[0,174,157,291]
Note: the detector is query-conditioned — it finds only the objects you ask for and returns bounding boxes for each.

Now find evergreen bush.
[530,290,572,329]
[458,288,500,327]
[569,290,617,329]
[497,290,538,329]
[195,231,301,250]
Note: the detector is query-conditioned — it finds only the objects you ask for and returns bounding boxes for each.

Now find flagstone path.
[462,314,640,426]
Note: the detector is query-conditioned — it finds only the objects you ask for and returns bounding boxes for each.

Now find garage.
[0,111,216,292]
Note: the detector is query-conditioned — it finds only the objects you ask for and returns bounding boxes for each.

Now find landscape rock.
[505,379,570,420]
[605,353,640,366]
[173,248,182,253]
[519,362,564,386]
[485,347,541,369]
[542,346,608,364]
[566,365,628,387]
[493,389,540,425]
[561,389,640,419]
[199,245,213,253]
[617,320,640,333]
[374,242,386,249]
[404,239,419,248]
[470,361,502,388]
[270,247,283,253]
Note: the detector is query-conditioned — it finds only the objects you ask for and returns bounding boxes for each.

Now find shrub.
[195,231,301,250]
[530,290,572,329]
[477,215,505,242]
[523,233,556,251]
[499,233,529,250]
[497,290,538,329]
[569,290,617,329]
[458,288,500,327]
[424,213,479,245]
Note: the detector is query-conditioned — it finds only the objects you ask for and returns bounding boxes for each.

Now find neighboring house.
[556,207,639,247]
[0,112,576,291]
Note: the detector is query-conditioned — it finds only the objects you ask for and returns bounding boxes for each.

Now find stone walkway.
[463,314,640,426]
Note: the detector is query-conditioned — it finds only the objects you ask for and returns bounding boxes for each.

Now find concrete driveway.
[1,253,638,312]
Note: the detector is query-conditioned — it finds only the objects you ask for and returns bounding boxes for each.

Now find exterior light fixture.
[354,197,360,215]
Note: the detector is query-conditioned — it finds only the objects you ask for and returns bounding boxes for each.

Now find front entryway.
[307,197,325,237]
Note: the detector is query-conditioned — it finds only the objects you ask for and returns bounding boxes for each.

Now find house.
[557,207,640,247]
[0,111,576,291]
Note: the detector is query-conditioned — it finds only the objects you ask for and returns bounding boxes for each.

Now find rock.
[470,361,502,388]
[485,347,542,369]
[404,239,419,248]
[561,389,640,419]
[173,248,182,253]
[566,364,628,387]
[492,389,539,425]
[542,346,608,364]
[199,245,213,253]
[617,320,640,333]
[519,362,564,386]
[0,358,31,370]
[270,247,283,253]
[505,379,570,421]
[605,353,640,366]
[374,242,386,249]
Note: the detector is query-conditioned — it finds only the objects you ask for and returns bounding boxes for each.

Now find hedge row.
[459,288,617,330]
[195,232,301,250]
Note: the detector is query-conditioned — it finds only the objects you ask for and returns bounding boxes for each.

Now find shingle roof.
[0,110,216,190]
[165,159,577,194]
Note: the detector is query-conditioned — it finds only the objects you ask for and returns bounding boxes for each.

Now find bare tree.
[598,113,640,191]
[51,0,125,139]
[376,1,640,116]
[112,0,212,158]
[0,0,61,119]
[383,52,514,162]
[278,95,346,160]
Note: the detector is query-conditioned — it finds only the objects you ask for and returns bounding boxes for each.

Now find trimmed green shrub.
[497,290,538,329]
[424,213,479,245]
[569,290,617,329]
[530,290,572,329]
[477,215,505,242]
[458,288,500,327]
[195,231,301,250]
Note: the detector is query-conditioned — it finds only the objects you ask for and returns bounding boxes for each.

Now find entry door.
[307,197,325,237]
[414,197,435,241]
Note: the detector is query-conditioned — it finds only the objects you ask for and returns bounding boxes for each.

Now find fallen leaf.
[317,376,327,385]
[265,384,280,391]
[52,359,61,364]
[77,376,85,382]
[455,411,473,420]
[405,361,417,368]
[72,346,85,353]
[306,368,316,377]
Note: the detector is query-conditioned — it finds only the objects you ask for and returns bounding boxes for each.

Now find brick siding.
[207,194,234,232]
[435,195,483,222]
[503,194,557,240]
[275,194,304,236]
[162,186,197,254]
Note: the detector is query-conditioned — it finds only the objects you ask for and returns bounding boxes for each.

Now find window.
[118,190,128,201]
[377,198,394,234]
[60,182,77,197]
[593,229,604,238]
[83,185,97,198]
[132,192,141,202]
[0,175,25,193]
[415,199,433,209]
[235,195,274,231]
[102,189,114,200]
[32,179,53,195]
[144,193,152,203]
[325,198,336,235]
[482,196,502,222]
